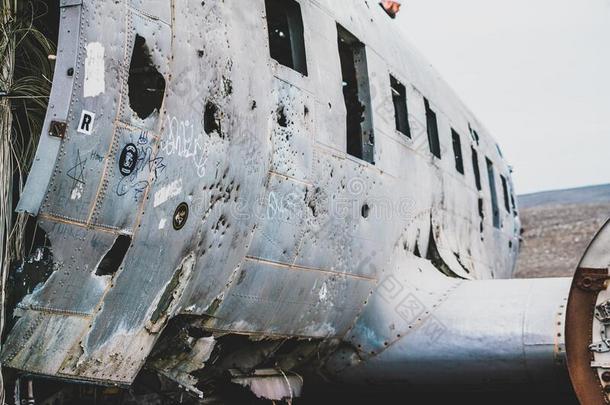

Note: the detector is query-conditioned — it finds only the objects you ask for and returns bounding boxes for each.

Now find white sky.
[398,0,610,194]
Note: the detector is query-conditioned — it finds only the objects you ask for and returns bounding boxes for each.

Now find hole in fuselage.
[96,235,132,276]
[277,105,288,128]
[204,101,222,136]
[361,204,370,218]
[128,34,166,120]
[413,242,422,258]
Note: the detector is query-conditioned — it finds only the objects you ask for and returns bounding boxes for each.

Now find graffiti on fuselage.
[161,116,210,178]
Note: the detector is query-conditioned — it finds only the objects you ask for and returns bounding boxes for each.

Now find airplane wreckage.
[2,0,610,404]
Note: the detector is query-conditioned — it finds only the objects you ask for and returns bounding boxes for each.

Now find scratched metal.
[1,0,571,397]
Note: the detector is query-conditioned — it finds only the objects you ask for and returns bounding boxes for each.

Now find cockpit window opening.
[265,0,308,76]
[424,98,441,159]
[486,157,501,229]
[390,75,411,138]
[338,24,375,164]
[451,129,464,174]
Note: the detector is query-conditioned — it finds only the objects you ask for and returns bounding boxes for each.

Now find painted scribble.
[161,116,209,178]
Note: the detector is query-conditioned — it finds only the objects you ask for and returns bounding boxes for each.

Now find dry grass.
[1,0,54,402]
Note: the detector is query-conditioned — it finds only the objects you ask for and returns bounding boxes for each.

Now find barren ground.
[515,185,610,278]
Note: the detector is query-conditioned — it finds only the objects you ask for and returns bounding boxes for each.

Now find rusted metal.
[576,270,610,292]
[379,1,401,18]
[48,120,67,139]
[566,267,610,405]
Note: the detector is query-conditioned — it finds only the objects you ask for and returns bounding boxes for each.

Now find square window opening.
[390,75,411,138]
[265,0,308,76]
[424,98,441,159]
[486,157,501,229]
[338,24,375,164]
[451,129,464,174]
[471,146,482,191]
[500,175,511,213]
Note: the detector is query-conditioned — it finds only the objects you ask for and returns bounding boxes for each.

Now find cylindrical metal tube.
[337,277,571,390]
[26,379,34,405]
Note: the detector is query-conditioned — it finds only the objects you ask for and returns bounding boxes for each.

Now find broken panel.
[95,235,132,276]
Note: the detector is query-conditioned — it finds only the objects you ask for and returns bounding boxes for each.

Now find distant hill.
[515,184,610,279]
[519,184,610,209]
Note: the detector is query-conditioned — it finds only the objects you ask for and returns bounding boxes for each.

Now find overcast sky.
[397,0,610,194]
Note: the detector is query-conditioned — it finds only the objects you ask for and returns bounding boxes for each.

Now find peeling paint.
[153,179,183,208]
[70,184,83,200]
[84,42,105,98]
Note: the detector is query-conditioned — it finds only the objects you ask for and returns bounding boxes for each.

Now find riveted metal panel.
[37,1,127,224]
[203,258,375,338]
[270,79,314,182]
[247,175,309,265]
[17,4,83,215]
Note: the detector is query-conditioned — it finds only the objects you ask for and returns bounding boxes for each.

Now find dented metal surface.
[1,0,590,402]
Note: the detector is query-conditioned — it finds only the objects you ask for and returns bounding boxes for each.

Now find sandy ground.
[515,202,610,278]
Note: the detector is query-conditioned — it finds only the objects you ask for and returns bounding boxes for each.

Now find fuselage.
[3,0,528,395]
[198,0,522,338]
